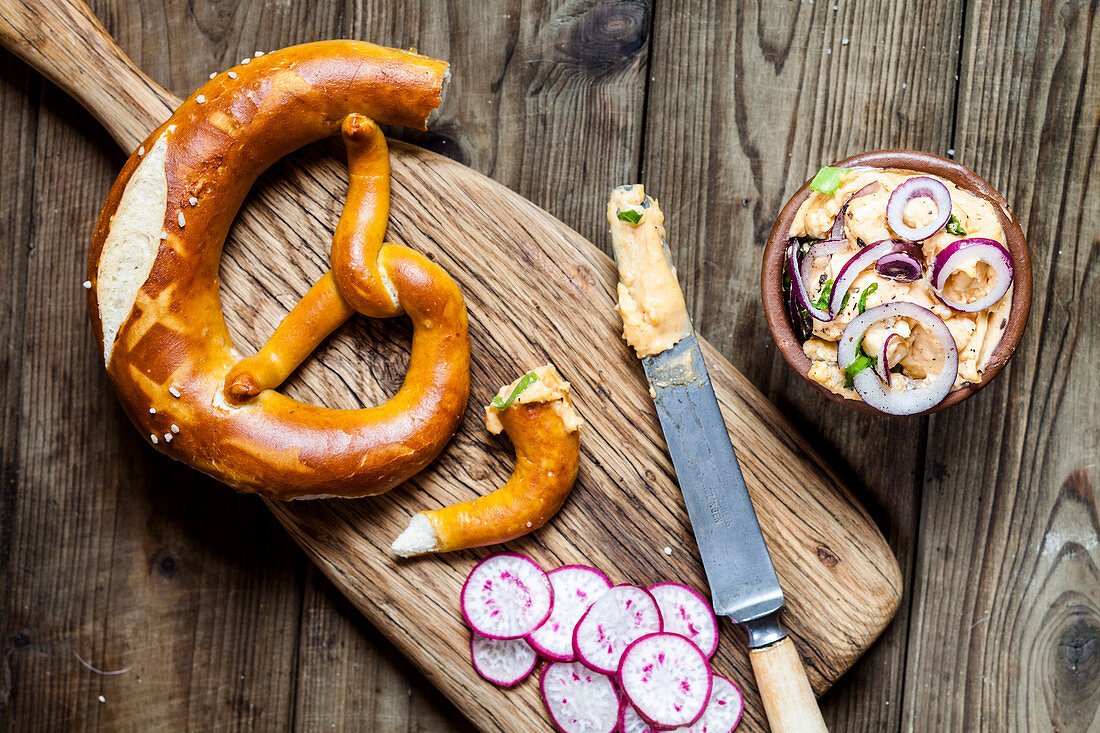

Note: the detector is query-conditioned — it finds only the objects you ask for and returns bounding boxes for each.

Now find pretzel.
[87,41,471,500]
[391,365,582,556]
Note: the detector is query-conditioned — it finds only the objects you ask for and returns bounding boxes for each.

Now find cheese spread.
[789,168,1012,397]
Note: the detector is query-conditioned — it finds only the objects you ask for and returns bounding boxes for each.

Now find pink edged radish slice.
[617,633,712,728]
[648,583,720,658]
[469,632,538,687]
[529,565,613,661]
[671,676,744,733]
[572,584,663,674]
[619,704,662,733]
[461,553,553,639]
[539,661,621,733]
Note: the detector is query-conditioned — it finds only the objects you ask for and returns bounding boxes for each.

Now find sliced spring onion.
[617,209,643,225]
[857,282,879,314]
[945,214,967,236]
[809,166,851,195]
[812,279,834,311]
[843,350,874,388]
[491,372,540,410]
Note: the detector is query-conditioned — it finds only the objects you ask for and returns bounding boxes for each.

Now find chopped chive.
[809,166,851,195]
[491,371,539,410]
[839,289,852,312]
[946,214,967,236]
[857,282,879,314]
[617,209,643,225]
[843,346,876,388]
[812,279,834,310]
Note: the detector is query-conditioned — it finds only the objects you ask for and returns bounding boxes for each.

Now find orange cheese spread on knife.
[607,185,691,357]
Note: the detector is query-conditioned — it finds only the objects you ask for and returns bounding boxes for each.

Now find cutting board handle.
[0,0,175,149]
[750,635,830,732]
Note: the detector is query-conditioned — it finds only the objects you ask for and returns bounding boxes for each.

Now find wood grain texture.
[3,0,1097,730]
[0,0,902,730]
[903,0,1100,730]
[261,140,900,732]
[640,1,964,730]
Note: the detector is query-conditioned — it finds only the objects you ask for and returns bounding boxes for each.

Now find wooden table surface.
[1,0,1097,730]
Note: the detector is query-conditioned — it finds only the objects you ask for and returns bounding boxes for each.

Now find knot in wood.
[561,0,649,73]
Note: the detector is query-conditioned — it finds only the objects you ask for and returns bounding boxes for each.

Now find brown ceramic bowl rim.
[760,149,1032,416]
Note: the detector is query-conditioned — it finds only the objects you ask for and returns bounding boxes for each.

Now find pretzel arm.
[227,114,395,399]
[331,114,401,318]
[225,271,356,398]
[392,365,582,556]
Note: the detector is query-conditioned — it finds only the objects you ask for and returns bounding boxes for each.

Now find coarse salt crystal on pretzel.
[86,41,470,500]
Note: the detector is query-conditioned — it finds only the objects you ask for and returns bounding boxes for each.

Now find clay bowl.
[760,149,1032,415]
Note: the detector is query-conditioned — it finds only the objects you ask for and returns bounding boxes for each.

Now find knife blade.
[642,334,785,631]
[609,184,827,732]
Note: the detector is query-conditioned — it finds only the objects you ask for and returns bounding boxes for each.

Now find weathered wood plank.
[903,0,1100,729]
[294,565,477,732]
[282,2,653,727]
[0,80,308,728]
[0,43,39,729]
[0,2,308,729]
[640,1,965,730]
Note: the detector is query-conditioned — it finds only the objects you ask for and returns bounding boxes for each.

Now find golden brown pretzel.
[87,41,471,500]
[392,365,582,556]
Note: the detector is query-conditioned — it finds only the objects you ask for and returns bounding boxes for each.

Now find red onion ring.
[828,239,921,316]
[886,176,952,241]
[929,237,1014,312]
[874,333,898,385]
[786,241,830,322]
[785,243,812,339]
[837,303,958,415]
[810,239,849,259]
[874,248,923,282]
[829,181,880,241]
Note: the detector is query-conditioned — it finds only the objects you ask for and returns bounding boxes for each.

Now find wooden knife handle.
[749,635,829,732]
[0,0,176,148]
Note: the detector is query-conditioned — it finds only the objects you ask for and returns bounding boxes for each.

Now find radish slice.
[572,585,663,674]
[621,676,744,733]
[470,632,538,687]
[620,704,661,733]
[672,676,744,733]
[539,661,621,733]
[529,566,613,661]
[461,553,553,639]
[648,583,720,658]
[618,633,712,728]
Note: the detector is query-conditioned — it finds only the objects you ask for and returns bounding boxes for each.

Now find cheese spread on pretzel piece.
[88,41,471,501]
[392,364,582,557]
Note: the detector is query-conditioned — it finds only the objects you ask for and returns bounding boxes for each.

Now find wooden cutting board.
[1,2,902,730]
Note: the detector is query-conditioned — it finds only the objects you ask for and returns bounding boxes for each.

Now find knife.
[608,186,828,732]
